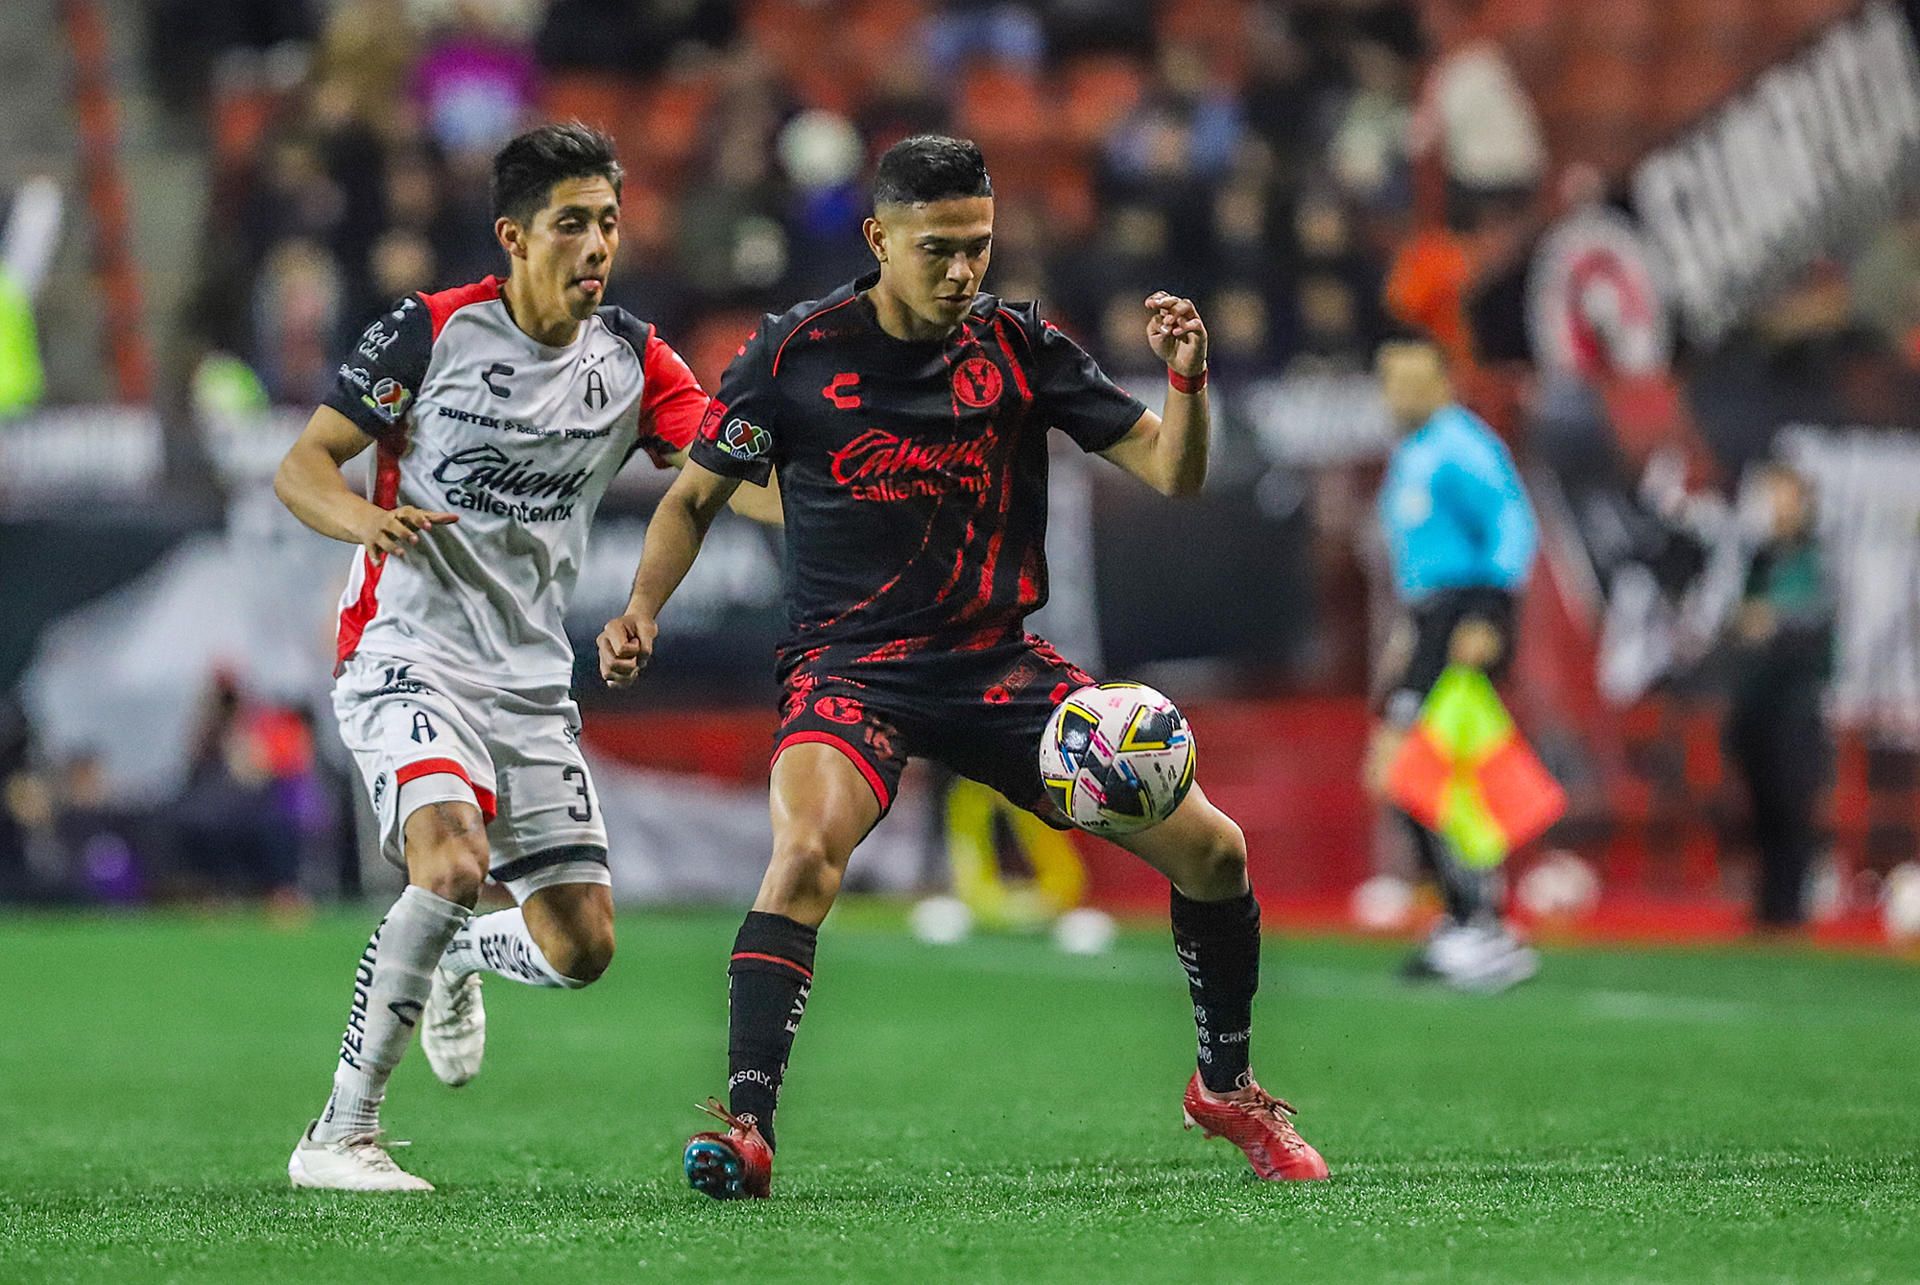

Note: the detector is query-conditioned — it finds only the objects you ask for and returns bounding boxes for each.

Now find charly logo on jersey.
[363,378,412,423]
[432,443,591,522]
[828,427,998,502]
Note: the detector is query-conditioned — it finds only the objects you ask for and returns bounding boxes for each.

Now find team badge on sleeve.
[717,417,771,461]
[365,378,412,423]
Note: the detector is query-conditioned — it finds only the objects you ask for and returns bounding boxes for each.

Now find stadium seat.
[1061,55,1146,149]
[955,64,1048,150]
[540,72,642,152]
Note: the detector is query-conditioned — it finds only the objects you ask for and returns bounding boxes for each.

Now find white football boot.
[288,1121,434,1191]
[420,963,485,1086]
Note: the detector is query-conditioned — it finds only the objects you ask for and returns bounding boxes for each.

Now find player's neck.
[864,284,958,344]
[500,275,583,348]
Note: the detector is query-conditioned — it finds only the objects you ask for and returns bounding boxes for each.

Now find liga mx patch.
[718,417,771,461]
[364,377,412,423]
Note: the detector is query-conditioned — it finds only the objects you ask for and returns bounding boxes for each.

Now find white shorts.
[333,652,611,901]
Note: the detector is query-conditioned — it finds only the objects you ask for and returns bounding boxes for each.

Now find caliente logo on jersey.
[828,427,998,502]
[432,443,592,522]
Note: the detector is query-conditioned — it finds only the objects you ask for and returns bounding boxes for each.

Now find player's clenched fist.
[356,505,459,561]
[598,610,658,687]
[1143,291,1208,376]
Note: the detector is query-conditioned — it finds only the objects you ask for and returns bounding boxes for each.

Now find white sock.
[314,885,470,1142]
[440,907,587,989]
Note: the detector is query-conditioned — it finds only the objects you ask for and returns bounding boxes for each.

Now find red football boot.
[684,1099,774,1200]
[1182,1071,1331,1181]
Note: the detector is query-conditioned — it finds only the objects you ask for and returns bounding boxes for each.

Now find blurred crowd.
[0,676,346,909]
[158,0,1451,401]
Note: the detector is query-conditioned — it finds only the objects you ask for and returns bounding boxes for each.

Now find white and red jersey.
[322,275,705,688]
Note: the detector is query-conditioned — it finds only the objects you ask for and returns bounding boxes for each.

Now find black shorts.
[1381,587,1517,725]
[773,634,1096,826]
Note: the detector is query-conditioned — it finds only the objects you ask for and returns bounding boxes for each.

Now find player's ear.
[496,215,528,261]
[862,216,887,265]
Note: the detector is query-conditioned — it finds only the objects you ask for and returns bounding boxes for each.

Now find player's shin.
[441,907,589,988]
[1170,887,1261,1093]
[725,911,818,1153]
[315,886,470,1141]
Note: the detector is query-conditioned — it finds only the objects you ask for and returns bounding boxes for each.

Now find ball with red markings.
[1039,682,1196,837]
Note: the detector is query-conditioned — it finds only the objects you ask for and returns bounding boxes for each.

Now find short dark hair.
[491,122,624,224]
[872,135,992,208]
[1375,324,1445,360]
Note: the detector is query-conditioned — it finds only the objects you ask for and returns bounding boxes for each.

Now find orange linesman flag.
[1386,665,1566,869]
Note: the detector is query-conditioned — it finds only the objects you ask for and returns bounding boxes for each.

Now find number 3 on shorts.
[562,765,593,822]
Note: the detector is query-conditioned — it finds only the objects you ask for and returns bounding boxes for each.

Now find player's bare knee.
[767,831,844,908]
[405,804,490,907]
[1183,818,1249,899]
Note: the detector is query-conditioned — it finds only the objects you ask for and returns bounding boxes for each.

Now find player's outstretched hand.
[598,611,658,687]
[1144,291,1208,377]
[358,506,459,561]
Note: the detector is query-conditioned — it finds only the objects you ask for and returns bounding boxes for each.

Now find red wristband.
[1168,367,1207,395]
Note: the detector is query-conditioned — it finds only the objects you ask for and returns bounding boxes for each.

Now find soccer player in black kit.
[599,136,1329,1196]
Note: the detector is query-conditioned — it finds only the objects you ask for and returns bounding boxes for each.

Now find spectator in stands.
[1850,200,1920,370]
[173,674,305,907]
[1724,460,1833,931]
[0,176,58,419]
[411,1,541,162]
[1412,0,1546,228]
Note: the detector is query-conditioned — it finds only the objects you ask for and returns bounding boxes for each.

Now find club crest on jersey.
[363,378,412,423]
[953,356,1003,409]
[717,418,772,461]
[814,695,864,724]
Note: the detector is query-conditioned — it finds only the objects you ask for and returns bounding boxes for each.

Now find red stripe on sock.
[730,951,814,981]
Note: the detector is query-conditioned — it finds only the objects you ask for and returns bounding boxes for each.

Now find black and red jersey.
[689,272,1146,668]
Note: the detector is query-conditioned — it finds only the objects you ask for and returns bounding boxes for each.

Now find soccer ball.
[1039,682,1196,837]
[1516,850,1602,921]
[1351,874,1417,932]
[909,895,973,945]
[1882,862,1920,946]
[1053,907,1118,956]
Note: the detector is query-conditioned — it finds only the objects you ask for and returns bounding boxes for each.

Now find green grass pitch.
[2,907,1917,1284]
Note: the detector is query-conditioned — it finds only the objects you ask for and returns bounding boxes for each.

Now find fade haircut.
[872,135,993,209]
[491,122,624,225]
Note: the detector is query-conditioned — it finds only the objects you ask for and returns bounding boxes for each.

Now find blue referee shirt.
[1379,404,1537,604]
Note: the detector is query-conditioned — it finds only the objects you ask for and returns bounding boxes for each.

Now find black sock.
[1170,887,1260,1094]
[726,911,818,1152]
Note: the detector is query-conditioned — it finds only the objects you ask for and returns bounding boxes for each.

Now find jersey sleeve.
[637,328,709,468]
[1007,303,1148,454]
[1438,423,1538,591]
[321,295,432,444]
[687,320,781,487]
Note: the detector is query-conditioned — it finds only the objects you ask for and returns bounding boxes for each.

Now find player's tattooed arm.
[598,458,741,687]
[274,405,459,561]
[1099,292,1211,498]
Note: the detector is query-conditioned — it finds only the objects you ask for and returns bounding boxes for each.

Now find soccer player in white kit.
[274,124,770,1190]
